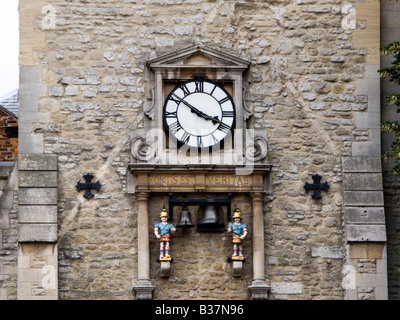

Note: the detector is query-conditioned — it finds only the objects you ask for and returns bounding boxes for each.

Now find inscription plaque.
[128,164,271,194]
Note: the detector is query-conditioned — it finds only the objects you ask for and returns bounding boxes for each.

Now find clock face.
[163,79,235,148]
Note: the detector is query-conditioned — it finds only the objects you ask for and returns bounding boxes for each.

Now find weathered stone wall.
[18,0,385,299]
[0,162,18,300]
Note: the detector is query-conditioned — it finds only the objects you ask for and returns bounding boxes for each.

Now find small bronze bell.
[197,204,225,232]
[176,206,195,228]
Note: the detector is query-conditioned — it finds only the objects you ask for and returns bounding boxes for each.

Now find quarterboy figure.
[227,209,248,259]
[154,209,176,260]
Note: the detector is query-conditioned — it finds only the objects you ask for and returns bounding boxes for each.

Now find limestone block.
[346,225,387,242]
[311,246,344,259]
[352,135,382,157]
[356,274,388,287]
[18,206,57,224]
[343,191,384,206]
[18,154,57,171]
[349,243,386,259]
[342,157,382,173]
[343,173,383,191]
[0,190,16,210]
[18,188,57,205]
[344,207,385,225]
[0,209,10,229]
[18,224,57,242]
[19,171,57,188]
[270,282,303,294]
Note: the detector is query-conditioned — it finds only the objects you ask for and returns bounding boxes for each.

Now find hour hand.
[171,93,204,118]
[171,93,222,124]
[209,116,220,125]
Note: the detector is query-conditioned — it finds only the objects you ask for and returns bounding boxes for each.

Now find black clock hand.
[171,93,222,125]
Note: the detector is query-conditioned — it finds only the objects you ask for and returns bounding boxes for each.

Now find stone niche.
[128,45,271,300]
[129,45,268,168]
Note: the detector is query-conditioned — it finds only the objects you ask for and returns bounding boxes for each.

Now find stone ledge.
[344,207,385,225]
[343,191,384,207]
[342,157,382,173]
[19,171,57,188]
[345,224,387,242]
[18,206,57,224]
[343,173,383,191]
[18,224,57,242]
[18,188,57,205]
[18,154,57,171]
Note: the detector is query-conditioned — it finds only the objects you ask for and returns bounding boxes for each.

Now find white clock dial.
[163,79,235,148]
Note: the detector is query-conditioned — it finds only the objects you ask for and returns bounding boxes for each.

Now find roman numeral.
[169,121,182,134]
[168,95,181,105]
[179,84,191,97]
[218,96,230,105]
[218,122,231,133]
[197,136,203,148]
[165,111,177,118]
[195,81,204,92]
[180,131,191,144]
[210,85,217,96]
[211,134,219,145]
[222,111,234,118]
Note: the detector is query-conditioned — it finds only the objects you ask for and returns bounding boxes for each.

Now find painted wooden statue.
[227,209,248,260]
[154,209,176,261]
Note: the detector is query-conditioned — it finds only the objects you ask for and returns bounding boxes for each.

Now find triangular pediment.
[147,45,250,70]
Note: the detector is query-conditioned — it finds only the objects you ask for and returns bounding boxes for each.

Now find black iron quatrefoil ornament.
[304,174,329,199]
[76,173,101,199]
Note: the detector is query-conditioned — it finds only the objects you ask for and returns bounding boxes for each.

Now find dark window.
[5,127,18,138]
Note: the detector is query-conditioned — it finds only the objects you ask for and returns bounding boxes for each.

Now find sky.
[0,0,19,98]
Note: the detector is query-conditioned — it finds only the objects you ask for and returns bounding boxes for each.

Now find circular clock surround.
[163,79,235,149]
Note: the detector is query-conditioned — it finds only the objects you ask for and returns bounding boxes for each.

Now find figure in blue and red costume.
[154,209,176,261]
[227,209,248,259]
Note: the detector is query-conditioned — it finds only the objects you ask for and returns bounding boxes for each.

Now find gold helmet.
[232,209,242,220]
[160,208,169,219]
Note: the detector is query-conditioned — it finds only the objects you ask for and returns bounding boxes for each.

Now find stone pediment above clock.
[144,45,252,121]
[146,45,250,73]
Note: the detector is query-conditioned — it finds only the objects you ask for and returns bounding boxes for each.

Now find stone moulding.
[146,45,251,72]
[127,163,272,194]
[248,279,271,300]
[132,279,155,300]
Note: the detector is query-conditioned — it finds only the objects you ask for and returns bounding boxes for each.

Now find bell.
[176,207,195,228]
[197,204,225,232]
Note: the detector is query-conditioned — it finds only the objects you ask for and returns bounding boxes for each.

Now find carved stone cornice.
[128,164,271,194]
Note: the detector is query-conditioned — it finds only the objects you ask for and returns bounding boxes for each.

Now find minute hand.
[171,93,222,124]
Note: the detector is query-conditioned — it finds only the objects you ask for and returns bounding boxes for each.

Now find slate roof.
[0,89,18,118]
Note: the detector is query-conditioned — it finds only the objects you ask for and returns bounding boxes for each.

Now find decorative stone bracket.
[130,128,268,166]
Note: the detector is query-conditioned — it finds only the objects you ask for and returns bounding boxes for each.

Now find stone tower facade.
[1,0,399,300]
